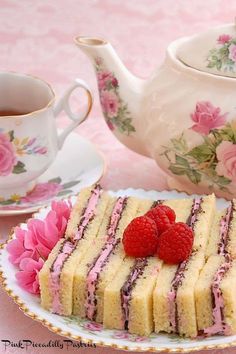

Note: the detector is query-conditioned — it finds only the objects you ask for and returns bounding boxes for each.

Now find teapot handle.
[53,78,93,149]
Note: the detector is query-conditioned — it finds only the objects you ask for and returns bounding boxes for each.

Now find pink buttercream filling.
[167,198,202,332]
[74,185,102,240]
[107,197,126,240]
[49,185,102,314]
[85,197,127,320]
[218,203,232,255]
[188,197,202,228]
[167,259,187,332]
[204,262,232,336]
[50,241,74,314]
[167,290,176,330]
[86,240,117,320]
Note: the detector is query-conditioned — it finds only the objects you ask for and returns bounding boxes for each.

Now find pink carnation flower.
[7,200,72,294]
[191,101,227,135]
[26,218,56,260]
[21,182,62,203]
[51,200,72,236]
[216,141,236,182]
[7,227,38,266]
[217,34,232,45]
[101,90,119,118]
[26,201,71,259]
[16,258,44,294]
[229,44,236,63]
[0,132,17,176]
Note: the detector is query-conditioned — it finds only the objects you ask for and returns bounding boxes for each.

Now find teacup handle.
[53,78,93,149]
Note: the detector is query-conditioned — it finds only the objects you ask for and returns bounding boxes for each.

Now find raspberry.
[156,222,194,264]
[145,205,176,234]
[123,216,158,257]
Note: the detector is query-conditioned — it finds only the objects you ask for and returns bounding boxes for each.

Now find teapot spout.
[75,36,149,156]
[75,36,144,87]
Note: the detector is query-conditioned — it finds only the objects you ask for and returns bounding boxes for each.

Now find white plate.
[0,132,105,216]
[0,189,234,353]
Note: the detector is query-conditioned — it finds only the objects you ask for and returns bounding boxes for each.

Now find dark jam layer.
[120,258,148,330]
[50,185,102,273]
[74,184,102,241]
[168,198,203,333]
[118,199,163,329]
[86,239,121,320]
[167,259,189,333]
[50,239,71,272]
[218,201,235,255]
[186,197,203,229]
[85,197,128,321]
[49,185,102,314]
[151,200,164,208]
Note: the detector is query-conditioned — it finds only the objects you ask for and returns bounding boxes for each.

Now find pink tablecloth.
[0,1,236,353]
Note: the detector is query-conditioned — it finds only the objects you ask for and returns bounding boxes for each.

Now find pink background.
[1,0,236,353]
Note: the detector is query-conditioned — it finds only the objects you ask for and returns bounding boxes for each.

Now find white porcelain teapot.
[76,23,236,199]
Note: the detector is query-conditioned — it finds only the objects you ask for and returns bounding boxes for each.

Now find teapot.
[75,23,236,199]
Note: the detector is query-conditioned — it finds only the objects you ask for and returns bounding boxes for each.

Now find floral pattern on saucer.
[63,316,152,343]
[0,177,80,209]
[0,132,105,215]
[0,129,47,176]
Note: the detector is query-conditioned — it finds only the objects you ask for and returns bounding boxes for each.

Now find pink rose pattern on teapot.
[190,101,228,135]
[95,57,135,135]
[0,129,47,176]
[162,100,236,193]
[207,34,236,73]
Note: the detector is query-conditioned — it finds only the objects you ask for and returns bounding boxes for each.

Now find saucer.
[0,132,105,216]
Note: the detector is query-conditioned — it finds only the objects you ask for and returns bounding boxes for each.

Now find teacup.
[0,72,92,200]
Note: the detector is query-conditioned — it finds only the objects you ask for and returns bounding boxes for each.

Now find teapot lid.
[177,23,236,78]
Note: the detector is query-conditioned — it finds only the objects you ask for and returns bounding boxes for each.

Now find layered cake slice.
[154,249,205,337]
[195,255,236,336]
[153,195,216,338]
[104,256,162,336]
[206,201,236,259]
[73,197,153,322]
[186,194,215,251]
[158,194,215,251]
[103,199,193,336]
[39,184,111,315]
